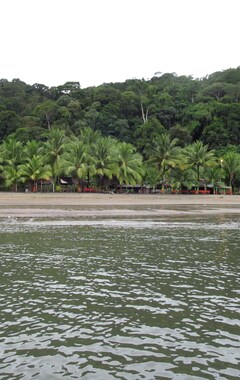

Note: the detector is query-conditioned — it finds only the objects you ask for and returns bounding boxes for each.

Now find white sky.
[0,0,239,88]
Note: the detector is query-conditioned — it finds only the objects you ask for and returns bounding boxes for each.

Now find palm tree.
[62,138,89,192]
[148,134,181,191]
[114,142,144,188]
[1,136,23,167]
[91,136,118,190]
[184,141,216,187]
[79,127,102,187]
[18,155,51,192]
[79,126,101,146]
[44,129,66,192]
[205,166,224,194]
[1,137,23,191]
[222,152,240,191]
[24,140,44,159]
[143,164,161,189]
[3,165,22,192]
[169,167,197,193]
[0,153,3,178]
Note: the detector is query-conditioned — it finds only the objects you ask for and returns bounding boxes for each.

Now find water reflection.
[0,216,240,379]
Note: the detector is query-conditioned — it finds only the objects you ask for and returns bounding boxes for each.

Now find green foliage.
[62,138,89,190]
[201,119,230,148]
[91,136,118,189]
[222,152,240,188]
[0,68,239,149]
[0,68,240,192]
[169,124,192,147]
[34,101,58,130]
[147,134,181,187]
[18,155,51,191]
[1,136,23,167]
[114,142,144,186]
[0,110,21,140]
[43,128,66,191]
[3,165,22,191]
[134,118,167,155]
[183,141,216,182]
[169,167,197,191]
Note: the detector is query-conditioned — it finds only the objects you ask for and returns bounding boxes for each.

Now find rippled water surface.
[0,215,240,379]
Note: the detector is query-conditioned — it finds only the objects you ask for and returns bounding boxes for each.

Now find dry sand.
[0,192,240,219]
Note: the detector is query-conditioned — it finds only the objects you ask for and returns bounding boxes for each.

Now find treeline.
[0,67,240,151]
[1,128,240,193]
[1,68,240,192]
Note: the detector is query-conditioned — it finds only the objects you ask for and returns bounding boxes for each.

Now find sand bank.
[0,192,240,206]
[0,192,240,218]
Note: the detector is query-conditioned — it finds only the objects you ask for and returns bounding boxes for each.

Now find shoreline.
[0,192,240,218]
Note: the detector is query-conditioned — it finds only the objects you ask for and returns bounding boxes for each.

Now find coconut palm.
[91,136,118,190]
[147,134,181,190]
[62,138,89,192]
[79,127,102,187]
[79,126,102,146]
[169,167,197,193]
[0,154,3,177]
[114,141,144,187]
[222,152,240,190]
[24,140,44,159]
[1,137,23,191]
[3,165,22,192]
[18,155,51,192]
[44,129,66,192]
[205,166,224,194]
[1,136,23,167]
[184,141,216,185]
[143,163,161,189]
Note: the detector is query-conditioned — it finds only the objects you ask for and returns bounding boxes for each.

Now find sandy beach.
[0,192,240,218]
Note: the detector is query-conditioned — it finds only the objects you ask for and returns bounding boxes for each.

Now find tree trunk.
[32,181,37,192]
[197,165,200,191]
[87,170,90,187]
[229,174,233,193]
[140,103,149,124]
[45,113,51,130]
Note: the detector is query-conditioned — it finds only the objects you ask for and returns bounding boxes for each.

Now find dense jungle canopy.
[0,67,240,192]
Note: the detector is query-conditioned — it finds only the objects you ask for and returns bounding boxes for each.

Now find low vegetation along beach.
[1,192,240,219]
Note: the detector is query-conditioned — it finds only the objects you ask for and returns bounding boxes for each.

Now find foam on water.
[1,216,240,231]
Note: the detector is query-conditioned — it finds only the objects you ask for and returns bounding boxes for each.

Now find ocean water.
[0,215,240,379]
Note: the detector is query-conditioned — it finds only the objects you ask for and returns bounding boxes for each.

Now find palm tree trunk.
[87,170,90,187]
[229,174,233,193]
[32,181,37,192]
[197,165,200,191]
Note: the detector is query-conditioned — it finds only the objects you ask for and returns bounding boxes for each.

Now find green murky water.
[0,215,240,379]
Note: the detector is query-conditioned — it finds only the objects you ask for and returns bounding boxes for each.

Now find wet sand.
[0,192,240,218]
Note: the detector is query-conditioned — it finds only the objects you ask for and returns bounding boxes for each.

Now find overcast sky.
[1,0,239,88]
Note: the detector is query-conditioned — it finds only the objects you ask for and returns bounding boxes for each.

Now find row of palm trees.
[0,127,240,193]
[147,134,240,192]
[0,128,144,192]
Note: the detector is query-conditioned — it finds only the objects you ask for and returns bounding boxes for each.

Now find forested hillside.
[0,68,240,193]
[0,67,240,150]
